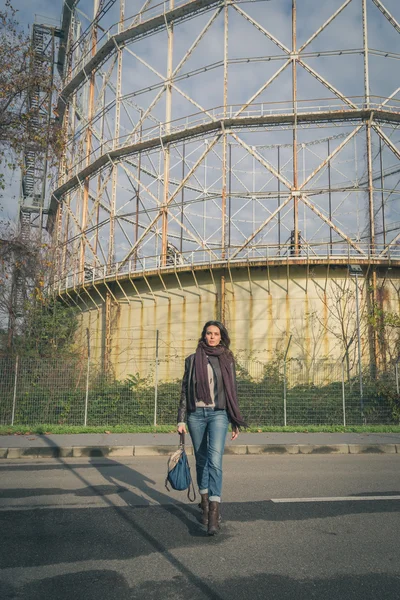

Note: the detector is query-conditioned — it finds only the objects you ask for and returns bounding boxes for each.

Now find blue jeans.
[187,408,229,503]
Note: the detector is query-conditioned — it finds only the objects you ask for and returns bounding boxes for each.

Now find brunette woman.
[177,320,246,535]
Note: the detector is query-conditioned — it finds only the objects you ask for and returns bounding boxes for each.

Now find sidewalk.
[1,432,399,458]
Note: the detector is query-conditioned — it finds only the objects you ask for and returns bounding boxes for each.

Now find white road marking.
[271,496,400,503]
[2,496,399,511]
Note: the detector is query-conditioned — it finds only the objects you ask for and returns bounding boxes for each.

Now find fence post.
[283,362,287,427]
[84,329,90,427]
[154,329,159,426]
[341,360,346,427]
[283,335,292,426]
[11,355,19,426]
[396,361,399,396]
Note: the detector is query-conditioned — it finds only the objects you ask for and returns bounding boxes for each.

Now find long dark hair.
[199,320,231,349]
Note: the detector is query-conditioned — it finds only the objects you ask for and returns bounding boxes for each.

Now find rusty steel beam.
[50,109,400,211]
[56,0,223,123]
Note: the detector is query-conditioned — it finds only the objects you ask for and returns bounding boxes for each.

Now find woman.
[177,320,246,535]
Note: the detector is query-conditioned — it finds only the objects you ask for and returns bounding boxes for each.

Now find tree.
[369,300,400,366]
[0,1,69,354]
[283,309,328,383]
[313,277,368,383]
[0,0,62,196]
[0,223,30,341]
[0,224,78,356]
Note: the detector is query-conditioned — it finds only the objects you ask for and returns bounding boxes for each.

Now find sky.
[0,0,63,224]
[1,0,399,254]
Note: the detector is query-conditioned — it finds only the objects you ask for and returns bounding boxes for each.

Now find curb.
[0,444,399,458]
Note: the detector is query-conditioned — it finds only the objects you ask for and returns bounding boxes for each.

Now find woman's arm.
[177,357,189,432]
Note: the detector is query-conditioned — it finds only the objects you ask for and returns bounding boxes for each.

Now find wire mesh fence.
[0,355,399,427]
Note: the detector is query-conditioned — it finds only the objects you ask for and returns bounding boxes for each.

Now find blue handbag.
[165,433,196,502]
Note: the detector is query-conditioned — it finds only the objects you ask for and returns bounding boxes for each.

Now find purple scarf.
[194,341,247,429]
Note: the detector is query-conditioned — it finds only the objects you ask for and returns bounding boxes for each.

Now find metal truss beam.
[56,0,223,122]
[50,109,400,212]
[371,0,400,34]
[116,134,220,270]
[299,194,366,256]
[299,0,353,52]
[373,124,400,162]
[53,0,400,287]
[230,194,294,259]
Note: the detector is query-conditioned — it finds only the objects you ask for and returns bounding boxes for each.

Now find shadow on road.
[1,566,400,600]
[0,435,225,600]
[1,436,400,600]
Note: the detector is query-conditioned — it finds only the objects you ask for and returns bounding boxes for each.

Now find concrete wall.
[72,265,400,381]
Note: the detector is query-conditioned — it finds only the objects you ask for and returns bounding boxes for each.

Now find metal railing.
[67,0,268,80]
[1,355,398,427]
[54,241,400,294]
[63,96,400,179]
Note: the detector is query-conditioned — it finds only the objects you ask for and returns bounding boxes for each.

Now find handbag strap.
[165,434,196,503]
[186,474,196,502]
[182,435,196,502]
[164,472,196,502]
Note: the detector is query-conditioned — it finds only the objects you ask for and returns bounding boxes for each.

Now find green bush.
[3,360,399,427]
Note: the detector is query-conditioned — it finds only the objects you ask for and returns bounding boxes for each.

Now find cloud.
[3,0,399,261]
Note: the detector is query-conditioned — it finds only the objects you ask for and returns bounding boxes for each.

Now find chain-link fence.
[1,354,399,427]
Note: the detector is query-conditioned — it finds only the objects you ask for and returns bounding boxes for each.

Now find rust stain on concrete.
[138,303,144,367]
[166,298,172,379]
[248,292,253,353]
[268,293,273,357]
[323,290,329,358]
[304,294,310,363]
[285,294,290,340]
[197,295,203,338]
[229,278,236,354]
[113,301,121,368]
[181,297,187,359]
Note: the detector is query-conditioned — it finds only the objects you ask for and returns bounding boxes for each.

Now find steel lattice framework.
[51,0,400,293]
[20,23,61,239]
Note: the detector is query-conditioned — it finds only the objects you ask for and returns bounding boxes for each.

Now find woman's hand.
[177,423,187,434]
[231,427,239,441]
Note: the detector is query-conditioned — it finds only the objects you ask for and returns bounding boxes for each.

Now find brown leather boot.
[199,493,209,526]
[207,501,220,536]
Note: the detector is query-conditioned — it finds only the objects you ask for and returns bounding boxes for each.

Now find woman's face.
[205,325,221,347]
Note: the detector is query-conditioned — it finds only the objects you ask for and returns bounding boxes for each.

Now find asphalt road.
[0,455,399,600]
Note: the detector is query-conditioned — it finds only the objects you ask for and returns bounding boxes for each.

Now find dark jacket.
[177,353,238,424]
